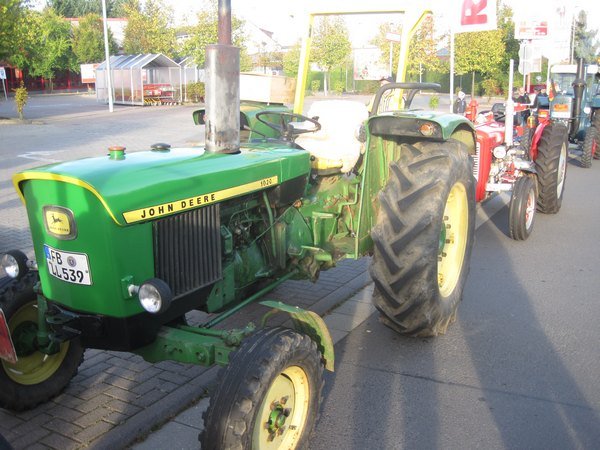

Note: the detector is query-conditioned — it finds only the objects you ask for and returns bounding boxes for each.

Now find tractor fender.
[259,300,334,371]
[531,120,550,161]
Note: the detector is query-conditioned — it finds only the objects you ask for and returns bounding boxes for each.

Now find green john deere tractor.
[0,3,477,448]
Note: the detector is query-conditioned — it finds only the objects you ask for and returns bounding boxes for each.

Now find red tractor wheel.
[509,176,536,240]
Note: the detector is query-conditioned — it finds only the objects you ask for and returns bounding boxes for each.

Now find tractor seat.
[295,100,368,175]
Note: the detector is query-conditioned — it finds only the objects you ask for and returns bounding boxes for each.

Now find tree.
[180,1,249,69]
[72,13,117,63]
[573,10,599,63]
[282,41,301,77]
[407,16,445,79]
[25,8,77,91]
[123,0,176,57]
[48,0,128,18]
[0,0,26,61]
[311,16,351,95]
[371,22,402,79]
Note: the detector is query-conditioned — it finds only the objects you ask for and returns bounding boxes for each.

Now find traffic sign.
[0,67,6,80]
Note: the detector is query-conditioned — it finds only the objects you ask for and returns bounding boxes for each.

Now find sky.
[169,0,599,49]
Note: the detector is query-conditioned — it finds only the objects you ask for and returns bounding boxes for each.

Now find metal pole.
[389,42,393,77]
[218,0,232,45]
[101,0,113,112]
[450,29,454,112]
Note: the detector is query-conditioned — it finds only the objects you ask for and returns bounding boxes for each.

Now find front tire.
[369,141,476,337]
[0,273,84,411]
[200,327,324,450]
[535,121,568,213]
[509,176,537,240]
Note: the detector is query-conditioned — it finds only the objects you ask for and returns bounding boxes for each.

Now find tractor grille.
[153,205,222,297]
[472,143,481,181]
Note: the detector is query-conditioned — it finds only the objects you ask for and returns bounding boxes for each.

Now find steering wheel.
[255,112,321,141]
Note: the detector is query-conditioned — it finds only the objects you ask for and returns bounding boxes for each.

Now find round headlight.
[138,278,173,314]
[493,145,507,159]
[1,250,29,279]
[583,106,591,115]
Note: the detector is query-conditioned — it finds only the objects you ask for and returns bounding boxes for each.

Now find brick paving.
[0,95,374,449]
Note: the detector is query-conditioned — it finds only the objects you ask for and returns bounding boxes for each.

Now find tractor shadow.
[310,195,600,449]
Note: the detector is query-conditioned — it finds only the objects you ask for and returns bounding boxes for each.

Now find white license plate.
[44,245,92,285]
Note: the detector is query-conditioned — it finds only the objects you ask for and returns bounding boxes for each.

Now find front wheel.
[370,141,476,337]
[0,274,84,411]
[200,327,324,450]
[509,176,537,240]
[535,121,568,213]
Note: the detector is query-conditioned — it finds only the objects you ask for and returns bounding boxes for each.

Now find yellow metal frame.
[293,6,433,114]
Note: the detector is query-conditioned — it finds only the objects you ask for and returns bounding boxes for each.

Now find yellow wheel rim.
[252,365,310,449]
[1,301,70,385]
[438,182,469,298]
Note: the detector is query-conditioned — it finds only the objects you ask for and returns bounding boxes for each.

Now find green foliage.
[311,16,351,72]
[332,79,344,94]
[407,16,445,77]
[574,10,599,63]
[181,0,248,67]
[311,16,351,94]
[13,81,27,120]
[48,0,128,18]
[186,81,205,102]
[23,8,77,90]
[429,94,439,110]
[0,0,26,61]
[73,13,117,64]
[454,30,504,77]
[311,79,320,94]
[123,0,176,57]
[282,41,301,77]
[481,78,500,101]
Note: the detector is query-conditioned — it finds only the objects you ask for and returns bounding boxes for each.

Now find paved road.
[135,153,600,449]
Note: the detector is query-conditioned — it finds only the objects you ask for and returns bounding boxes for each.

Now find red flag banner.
[456,0,497,32]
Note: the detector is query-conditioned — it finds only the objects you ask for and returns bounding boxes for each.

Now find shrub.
[13,82,28,120]
[311,79,320,95]
[332,80,345,94]
[481,78,499,101]
[429,94,439,110]
[186,82,205,102]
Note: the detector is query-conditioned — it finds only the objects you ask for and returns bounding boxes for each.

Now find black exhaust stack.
[570,58,586,139]
[204,0,240,154]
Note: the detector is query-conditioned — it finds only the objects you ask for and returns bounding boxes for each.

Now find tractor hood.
[14,143,310,226]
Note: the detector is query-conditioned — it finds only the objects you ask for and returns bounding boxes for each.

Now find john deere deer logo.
[44,208,72,237]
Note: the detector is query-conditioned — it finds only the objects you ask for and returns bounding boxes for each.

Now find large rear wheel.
[0,274,84,411]
[200,327,324,450]
[535,121,568,213]
[581,126,598,168]
[370,141,476,337]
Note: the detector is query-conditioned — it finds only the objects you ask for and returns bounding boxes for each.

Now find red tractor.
[469,75,569,240]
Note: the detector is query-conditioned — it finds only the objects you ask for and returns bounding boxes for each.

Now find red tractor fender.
[530,120,549,161]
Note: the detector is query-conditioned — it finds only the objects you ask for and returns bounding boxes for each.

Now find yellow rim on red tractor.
[438,182,469,298]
